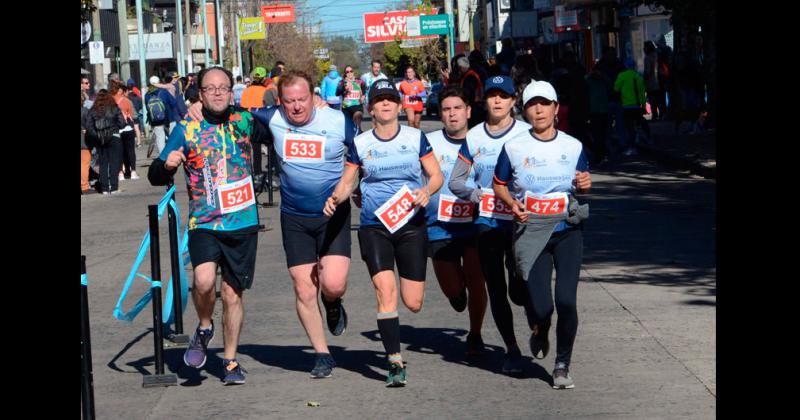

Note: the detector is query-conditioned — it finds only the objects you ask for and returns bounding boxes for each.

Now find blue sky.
[301,0,402,41]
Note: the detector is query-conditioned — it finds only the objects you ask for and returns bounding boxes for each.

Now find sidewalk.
[637,119,717,179]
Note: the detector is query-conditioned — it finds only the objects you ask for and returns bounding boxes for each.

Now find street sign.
[363,9,439,44]
[89,41,104,64]
[239,17,266,40]
[128,33,173,60]
[406,16,421,37]
[261,4,295,23]
[554,5,580,33]
[420,15,449,35]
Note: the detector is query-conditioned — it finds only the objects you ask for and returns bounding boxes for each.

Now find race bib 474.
[524,192,568,216]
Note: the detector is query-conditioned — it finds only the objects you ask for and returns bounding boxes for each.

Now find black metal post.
[81,256,96,420]
[143,205,177,387]
[166,186,189,346]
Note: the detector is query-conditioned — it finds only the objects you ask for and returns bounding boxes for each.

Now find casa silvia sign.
[363,9,439,44]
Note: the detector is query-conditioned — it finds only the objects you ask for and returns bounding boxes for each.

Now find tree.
[380,0,446,80]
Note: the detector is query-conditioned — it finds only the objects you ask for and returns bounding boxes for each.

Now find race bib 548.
[375,184,417,233]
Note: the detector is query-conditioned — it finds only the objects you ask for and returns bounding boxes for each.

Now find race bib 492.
[438,194,474,223]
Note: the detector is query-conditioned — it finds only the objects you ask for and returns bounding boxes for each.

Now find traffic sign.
[420,15,449,36]
[89,41,104,64]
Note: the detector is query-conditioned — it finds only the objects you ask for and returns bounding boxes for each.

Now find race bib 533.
[283,133,325,163]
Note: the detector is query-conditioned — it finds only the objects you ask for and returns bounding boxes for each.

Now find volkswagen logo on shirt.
[558,154,570,165]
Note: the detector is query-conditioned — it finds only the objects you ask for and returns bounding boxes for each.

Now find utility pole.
[215,0,223,67]
[92,0,104,85]
[468,0,475,51]
[201,0,212,67]
[117,0,131,80]
[185,0,194,72]
[444,0,454,67]
[135,0,149,126]
[479,0,488,54]
[176,0,185,75]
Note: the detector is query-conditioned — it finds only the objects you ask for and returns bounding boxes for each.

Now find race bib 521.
[438,194,474,223]
[478,188,514,221]
[283,133,325,163]
[375,184,417,233]
[524,192,568,216]
[217,176,256,214]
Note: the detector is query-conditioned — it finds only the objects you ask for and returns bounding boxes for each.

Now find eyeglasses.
[200,85,231,94]
[346,69,353,73]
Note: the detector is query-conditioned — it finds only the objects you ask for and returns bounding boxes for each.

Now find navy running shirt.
[346,125,434,227]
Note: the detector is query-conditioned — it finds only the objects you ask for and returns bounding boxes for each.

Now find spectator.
[495,38,516,76]
[614,58,651,156]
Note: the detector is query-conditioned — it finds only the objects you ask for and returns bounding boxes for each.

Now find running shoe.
[130,171,140,180]
[529,324,550,360]
[322,296,348,336]
[448,287,467,312]
[310,353,336,378]
[552,363,574,389]
[501,349,524,374]
[386,362,407,387]
[465,332,486,356]
[222,359,247,385]
[118,173,125,181]
[183,322,214,368]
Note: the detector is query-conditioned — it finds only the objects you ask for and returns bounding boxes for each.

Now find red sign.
[363,9,439,44]
[218,176,256,214]
[261,4,296,24]
[377,189,416,232]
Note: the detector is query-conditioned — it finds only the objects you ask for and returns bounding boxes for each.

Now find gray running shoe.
[183,323,214,368]
[310,353,336,378]
[552,363,575,389]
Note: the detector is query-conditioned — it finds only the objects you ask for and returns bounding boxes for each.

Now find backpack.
[146,93,167,124]
[93,111,117,147]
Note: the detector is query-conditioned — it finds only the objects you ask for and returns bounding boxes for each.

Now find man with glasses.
[336,65,366,130]
[148,67,258,385]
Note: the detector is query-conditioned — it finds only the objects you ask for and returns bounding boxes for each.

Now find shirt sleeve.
[419,132,434,160]
[493,145,512,185]
[456,141,473,165]
[576,148,589,172]
[345,139,361,167]
[158,123,187,162]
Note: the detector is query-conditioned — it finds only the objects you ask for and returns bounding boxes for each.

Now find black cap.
[368,79,400,104]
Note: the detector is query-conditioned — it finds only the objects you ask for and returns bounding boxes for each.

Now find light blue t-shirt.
[494,129,588,232]
[251,106,358,218]
[425,129,477,241]
[456,119,531,230]
[347,125,434,227]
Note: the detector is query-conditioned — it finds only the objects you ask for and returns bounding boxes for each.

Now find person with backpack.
[145,76,172,154]
[85,89,126,194]
[110,81,140,181]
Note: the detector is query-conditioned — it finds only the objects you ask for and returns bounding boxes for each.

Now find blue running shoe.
[386,362,407,387]
[183,323,214,368]
[310,353,336,378]
[222,359,247,385]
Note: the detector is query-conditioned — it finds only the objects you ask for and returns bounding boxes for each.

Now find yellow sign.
[239,17,266,40]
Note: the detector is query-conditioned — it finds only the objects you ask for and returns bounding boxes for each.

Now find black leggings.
[98,137,123,192]
[120,130,136,176]
[526,228,583,367]
[476,224,520,349]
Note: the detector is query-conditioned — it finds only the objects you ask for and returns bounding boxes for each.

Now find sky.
[301,0,402,42]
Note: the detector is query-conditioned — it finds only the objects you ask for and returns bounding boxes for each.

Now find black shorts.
[428,235,477,262]
[343,105,363,119]
[358,213,428,281]
[188,227,259,290]
[280,202,352,267]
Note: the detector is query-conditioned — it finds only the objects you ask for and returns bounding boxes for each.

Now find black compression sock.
[377,312,401,363]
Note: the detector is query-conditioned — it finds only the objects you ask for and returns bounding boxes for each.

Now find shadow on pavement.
[237,344,387,382]
[581,160,716,301]
[361,326,552,385]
